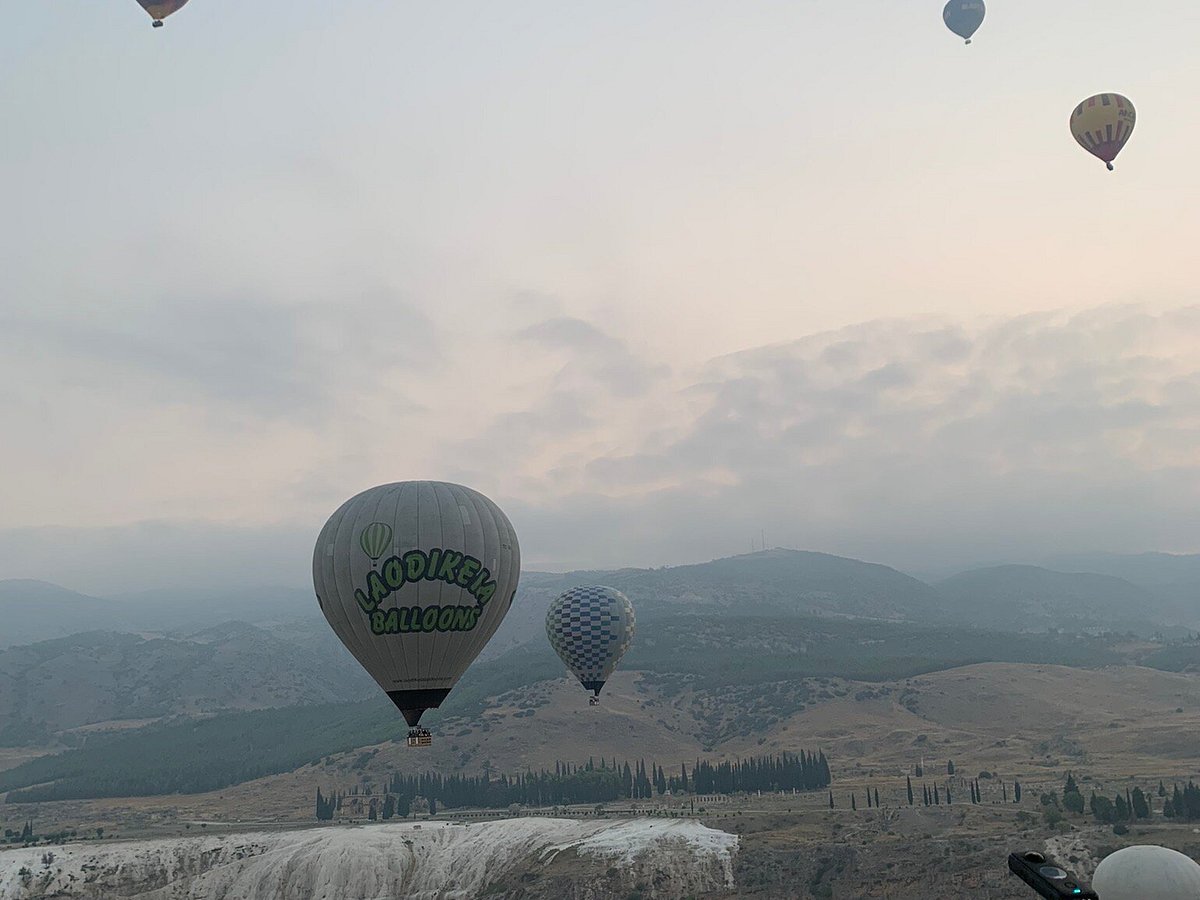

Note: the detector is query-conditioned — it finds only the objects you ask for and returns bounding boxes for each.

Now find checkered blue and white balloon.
[545,586,636,697]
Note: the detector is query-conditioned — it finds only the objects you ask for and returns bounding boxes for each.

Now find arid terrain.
[4,660,1198,897]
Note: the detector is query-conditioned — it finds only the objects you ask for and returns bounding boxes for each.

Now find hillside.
[937,565,1160,633]
[0,582,115,648]
[0,616,1165,802]
[0,580,321,648]
[484,549,948,658]
[1043,552,1200,628]
[545,549,945,620]
[0,625,374,745]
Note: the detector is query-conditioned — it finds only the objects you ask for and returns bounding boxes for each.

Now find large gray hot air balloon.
[313,482,520,743]
[136,0,190,28]
[545,586,635,705]
[943,0,985,44]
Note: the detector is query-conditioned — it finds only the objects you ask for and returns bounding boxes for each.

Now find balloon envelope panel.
[313,482,520,724]
[545,586,636,695]
[1093,846,1200,900]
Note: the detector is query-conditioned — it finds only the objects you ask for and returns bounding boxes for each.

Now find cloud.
[503,305,1200,571]
[0,289,439,419]
[515,316,670,398]
[6,302,1200,585]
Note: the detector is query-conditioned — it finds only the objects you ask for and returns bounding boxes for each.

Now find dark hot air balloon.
[136,0,190,28]
[943,0,985,44]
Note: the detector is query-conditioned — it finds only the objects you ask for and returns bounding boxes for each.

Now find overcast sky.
[2,2,1199,592]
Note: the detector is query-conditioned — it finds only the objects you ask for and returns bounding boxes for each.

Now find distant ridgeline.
[315,751,832,819]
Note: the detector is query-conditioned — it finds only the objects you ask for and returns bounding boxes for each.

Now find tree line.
[316,750,831,819]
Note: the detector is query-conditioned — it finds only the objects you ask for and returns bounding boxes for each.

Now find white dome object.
[1092,845,1200,900]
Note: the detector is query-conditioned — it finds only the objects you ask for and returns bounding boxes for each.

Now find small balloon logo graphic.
[359,522,393,564]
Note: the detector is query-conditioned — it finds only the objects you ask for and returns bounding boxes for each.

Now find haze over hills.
[936,565,1159,633]
[0,580,323,649]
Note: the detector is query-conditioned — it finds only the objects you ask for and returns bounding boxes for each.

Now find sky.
[2,1,1199,592]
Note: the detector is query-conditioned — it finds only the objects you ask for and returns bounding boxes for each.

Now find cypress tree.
[907,776,914,806]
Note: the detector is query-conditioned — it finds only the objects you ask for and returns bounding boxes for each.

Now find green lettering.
[470,567,490,594]
[367,570,390,604]
[404,551,428,582]
[476,581,496,605]
[437,551,463,584]
[425,548,442,580]
[356,589,377,614]
[382,557,405,590]
[371,610,386,634]
[397,607,413,632]
[409,605,423,632]
[436,607,455,631]
[469,608,481,629]
[457,557,481,587]
[383,608,400,634]
[451,607,474,631]
[421,607,440,631]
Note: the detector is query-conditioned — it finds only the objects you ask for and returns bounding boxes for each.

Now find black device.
[1008,854,1099,897]
[1008,851,1099,899]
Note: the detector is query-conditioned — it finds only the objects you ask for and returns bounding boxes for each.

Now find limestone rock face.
[0,818,738,900]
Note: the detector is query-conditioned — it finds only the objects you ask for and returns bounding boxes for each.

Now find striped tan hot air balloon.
[1070,93,1136,171]
[136,0,190,28]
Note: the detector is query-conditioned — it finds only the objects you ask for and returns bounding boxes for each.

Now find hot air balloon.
[1093,846,1200,900]
[313,481,520,746]
[545,586,635,706]
[943,0,985,44]
[136,0,190,28]
[1070,93,1136,171]
[359,522,393,566]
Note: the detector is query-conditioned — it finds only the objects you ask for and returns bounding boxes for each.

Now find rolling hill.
[0,580,322,648]
[937,565,1160,633]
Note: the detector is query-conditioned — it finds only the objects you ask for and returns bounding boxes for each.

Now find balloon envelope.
[136,0,190,23]
[545,586,636,696]
[1093,846,1200,900]
[1071,93,1136,169]
[943,0,985,42]
[313,481,520,726]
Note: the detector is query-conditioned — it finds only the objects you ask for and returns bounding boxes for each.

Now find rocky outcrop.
[0,818,737,899]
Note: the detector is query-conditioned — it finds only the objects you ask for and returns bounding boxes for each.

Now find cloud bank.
[3,302,1200,591]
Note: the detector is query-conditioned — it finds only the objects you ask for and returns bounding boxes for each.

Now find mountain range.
[2,547,1198,750]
